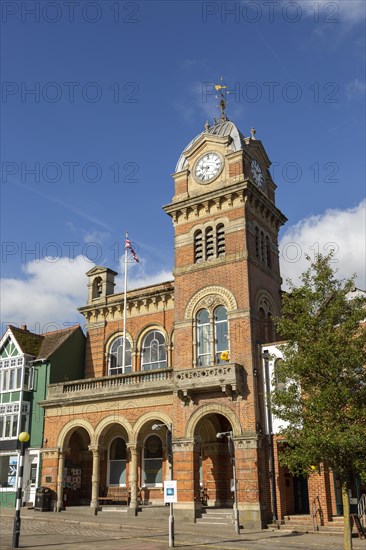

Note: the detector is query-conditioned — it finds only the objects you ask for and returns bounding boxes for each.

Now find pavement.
[0,506,365,550]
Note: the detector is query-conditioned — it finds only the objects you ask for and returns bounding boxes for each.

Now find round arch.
[255,290,277,316]
[105,331,134,352]
[185,286,238,320]
[94,415,133,446]
[131,411,174,445]
[136,323,170,349]
[57,419,95,448]
[185,403,242,439]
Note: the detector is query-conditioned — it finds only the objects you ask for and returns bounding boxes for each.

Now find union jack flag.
[125,237,139,262]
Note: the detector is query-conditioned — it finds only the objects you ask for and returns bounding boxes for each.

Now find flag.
[125,237,139,262]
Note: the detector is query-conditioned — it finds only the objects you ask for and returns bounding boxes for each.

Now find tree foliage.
[271,254,366,483]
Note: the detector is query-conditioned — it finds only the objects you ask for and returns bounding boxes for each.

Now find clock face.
[194,152,222,183]
[251,159,264,187]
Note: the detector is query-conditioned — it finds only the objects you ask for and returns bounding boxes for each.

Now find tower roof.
[175,119,247,173]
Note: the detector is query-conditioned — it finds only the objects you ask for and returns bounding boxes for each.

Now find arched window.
[92,276,103,299]
[197,309,211,366]
[260,231,265,262]
[194,230,203,263]
[267,312,273,342]
[141,331,166,371]
[216,224,225,257]
[109,337,132,375]
[214,306,228,364]
[258,308,266,341]
[108,437,127,486]
[266,236,272,268]
[205,227,214,260]
[255,227,260,260]
[274,359,286,391]
[143,435,163,486]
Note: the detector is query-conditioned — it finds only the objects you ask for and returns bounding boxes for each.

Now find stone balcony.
[174,363,246,404]
[42,363,247,408]
[43,369,175,406]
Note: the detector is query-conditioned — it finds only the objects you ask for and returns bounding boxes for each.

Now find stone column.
[89,445,101,515]
[127,444,139,516]
[56,449,67,512]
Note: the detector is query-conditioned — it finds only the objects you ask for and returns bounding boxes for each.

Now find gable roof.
[36,325,83,361]
[2,325,83,361]
[7,325,43,356]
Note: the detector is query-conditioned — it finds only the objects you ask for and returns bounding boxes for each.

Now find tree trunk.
[341,479,352,550]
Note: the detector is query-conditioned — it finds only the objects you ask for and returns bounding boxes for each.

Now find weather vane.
[214,77,230,123]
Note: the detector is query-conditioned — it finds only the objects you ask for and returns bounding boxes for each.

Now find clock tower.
[163,100,287,526]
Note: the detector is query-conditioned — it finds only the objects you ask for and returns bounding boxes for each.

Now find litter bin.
[34,487,51,511]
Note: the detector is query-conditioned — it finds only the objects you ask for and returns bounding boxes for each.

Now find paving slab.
[0,506,365,550]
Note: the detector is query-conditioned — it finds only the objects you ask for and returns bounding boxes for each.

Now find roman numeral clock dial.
[251,159,264,187]
[194,152,223,183]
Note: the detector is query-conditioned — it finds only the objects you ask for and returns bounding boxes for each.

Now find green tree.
[272,254,366,550]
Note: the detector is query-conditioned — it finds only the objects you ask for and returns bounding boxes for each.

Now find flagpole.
[122,232,128,372]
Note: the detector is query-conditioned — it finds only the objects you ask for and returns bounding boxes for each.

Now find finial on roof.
[214,77,229,122]
[205,120,210,132]
[250,127,256,140]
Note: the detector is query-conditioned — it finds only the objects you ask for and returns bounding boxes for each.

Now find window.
[0,358,25,392]
[0,455,18,489]
[141,331,166,371]
[0,402,29,440]
[216,224,225,257]
[194,224,225,263]
[143,435,162,486]
[274,359,286,391]
[205,227,214,260]
[194,230,203,263]
[197,306,229,366]
[109,337,132,375]
[258,308,266,342]
[108,437,127,486]
[266,236,272,268]
[260,231,265,262]
[214,306,228,364]
[255,227,260,260]
[258,297,275,343]
[197,310,211,366]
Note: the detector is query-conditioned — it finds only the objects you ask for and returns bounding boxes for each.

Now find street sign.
[164,480,177,504]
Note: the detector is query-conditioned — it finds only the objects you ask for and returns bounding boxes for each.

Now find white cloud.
[0,255,91,332]
[297,0,365,24]
[83,230,111,244]
[345,78,366,100]
[0,255,173,334]
[279,200,366,290]
[116,256,173,292]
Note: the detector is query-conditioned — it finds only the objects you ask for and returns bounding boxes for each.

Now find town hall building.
[37,104,351,528]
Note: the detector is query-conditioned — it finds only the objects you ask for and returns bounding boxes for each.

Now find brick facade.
[40,118,341,527]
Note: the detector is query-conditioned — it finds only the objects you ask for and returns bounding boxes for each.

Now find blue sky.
[1,0,365,331]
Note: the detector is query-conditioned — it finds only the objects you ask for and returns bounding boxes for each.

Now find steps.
[196,508,233,525]
[274,514,345,534]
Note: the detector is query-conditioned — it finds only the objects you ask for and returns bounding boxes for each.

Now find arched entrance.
[64,427,92,506]
[96,422,130,499]
[194,413,233,508]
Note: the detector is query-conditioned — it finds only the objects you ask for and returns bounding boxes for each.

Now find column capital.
[58,447,70,456]
[172,439,197,452]
[88,444,103,454]
[126,443,139,455]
